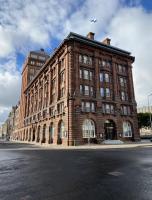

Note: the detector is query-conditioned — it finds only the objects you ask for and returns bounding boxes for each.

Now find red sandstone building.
[12,32,140,145]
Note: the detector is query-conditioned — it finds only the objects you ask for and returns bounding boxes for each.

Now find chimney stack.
[87,32,95,40]
[102,38,111,45]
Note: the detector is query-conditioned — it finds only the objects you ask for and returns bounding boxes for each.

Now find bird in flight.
[90,19,97,23]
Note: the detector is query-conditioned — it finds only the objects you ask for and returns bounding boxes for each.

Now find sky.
[0,0,152,125]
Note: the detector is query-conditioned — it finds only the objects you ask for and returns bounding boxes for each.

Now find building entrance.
[104,120,117,140]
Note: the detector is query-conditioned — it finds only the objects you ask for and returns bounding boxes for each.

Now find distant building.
[11,103,20,140]
[1,122,8,140]
[0,126,2,138]
[11,32,140,145]
[137,106,152,113]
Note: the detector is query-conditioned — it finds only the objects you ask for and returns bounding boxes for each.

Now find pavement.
[0,142,152,200]
[6,140,152,150]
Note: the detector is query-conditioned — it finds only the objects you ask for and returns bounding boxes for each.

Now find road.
[0,142,152,200]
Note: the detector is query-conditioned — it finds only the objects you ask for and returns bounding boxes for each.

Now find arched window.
[82,119,95,138]
[59,121,65,138]
[123,121,132,137]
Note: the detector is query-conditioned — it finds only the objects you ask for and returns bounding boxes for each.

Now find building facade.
[11,32,140,145]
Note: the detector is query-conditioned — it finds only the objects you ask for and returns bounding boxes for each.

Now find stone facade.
[11,32,140,145]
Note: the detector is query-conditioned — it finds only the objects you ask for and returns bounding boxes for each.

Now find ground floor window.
[123,121,132,137]
[59,121,65,138]
[82,119,95,138]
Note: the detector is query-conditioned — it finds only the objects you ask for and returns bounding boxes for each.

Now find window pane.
[105,73,109,82]
[84,85,89,95]
[91,103,95,112]
[80,85,83,95]
[84,70,89,79]
[100,88,104,97]
[83,55,88,64]
[106,88,110,97]
[90,71,93,80]
[100,73,103,82]
[79,55,83,63]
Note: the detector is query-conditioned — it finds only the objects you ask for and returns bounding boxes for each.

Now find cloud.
[0,55,21,108]
[107,6,152,106]
[0,0,152,125]
[0,106,11,126]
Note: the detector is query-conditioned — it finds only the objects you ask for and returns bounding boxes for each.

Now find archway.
[104,120,117,140]
[57,120,64,144]
[28,128,31,141]
[25,129,28,141]
[23,130,25,141]
[49,123,54,144]
[32,128,35,141]
[37,126,40,142]
[42,124,46,143]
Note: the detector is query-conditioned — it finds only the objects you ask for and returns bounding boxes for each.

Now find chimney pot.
[102,38,111,45]
[87,32,95,40]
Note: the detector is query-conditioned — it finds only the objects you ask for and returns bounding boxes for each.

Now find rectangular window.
[120,77,127,86]
[121,91,125,101]
[85,102,90,112]
[128,106,131,115]
[105,104,110,113]
[105,73,109,82]
[61,58,64,68]
[100,73,104,82]
[102,60,106,66]
[31,61,35,65]
[100,88,104,97]
[80,85,83,95]
[103,104,114,114]
[84,85,89,95]
[121,106,131,115]
[123,106,127,115]
[84,70,89,79]
[90,71,93,80]
[58,102,64,114]
[111,105,114,114]
[60,72,64,83]
[81,101,85,111]
[80,69,82,79]
[90,87,94,97]
[30,54,37,59]
[91,102,95,112]
[39,56,46,61]
[107,61,111,68]
[83,55,88,64]
[88,56,92,65]
[81,102,95,113]
[79,54,83,63]
[60,88,64,97]
[106,88,110,97]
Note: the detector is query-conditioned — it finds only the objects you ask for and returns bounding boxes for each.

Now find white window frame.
[123,121,132,137]
[82,119,95,138]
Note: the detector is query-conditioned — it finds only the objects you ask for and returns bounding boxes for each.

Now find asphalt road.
[0,142,152,200]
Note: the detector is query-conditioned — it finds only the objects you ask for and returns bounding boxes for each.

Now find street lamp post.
[148,93,152,130]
